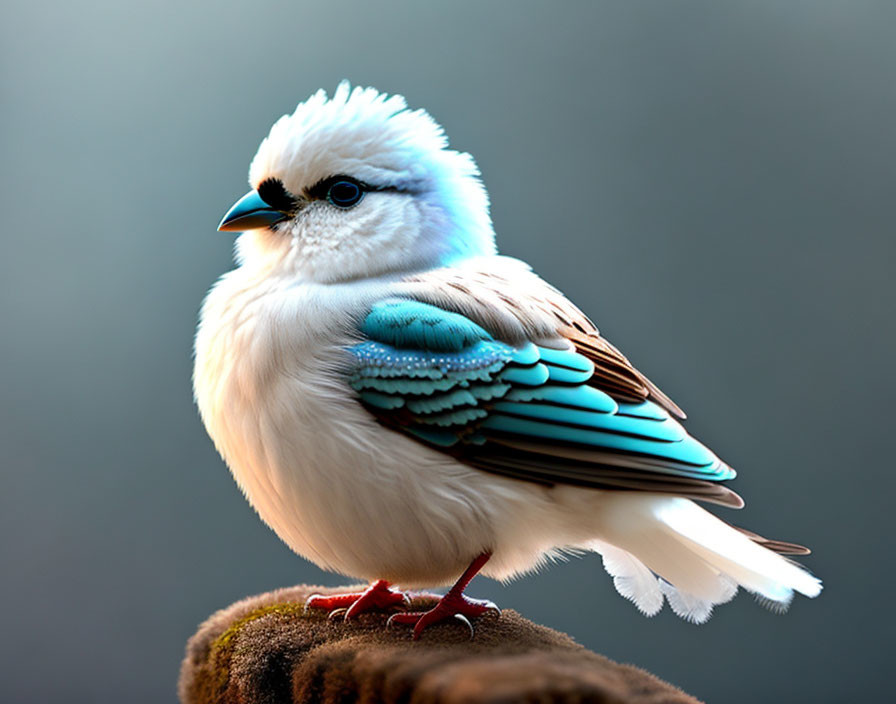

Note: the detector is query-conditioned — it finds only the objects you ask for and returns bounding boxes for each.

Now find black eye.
[327,179,363,208]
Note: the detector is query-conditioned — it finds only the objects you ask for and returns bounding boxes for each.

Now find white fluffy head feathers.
[233,82,495,281]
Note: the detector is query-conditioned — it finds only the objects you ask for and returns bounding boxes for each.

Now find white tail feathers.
[590,495,821,624]
[593,540,664,616]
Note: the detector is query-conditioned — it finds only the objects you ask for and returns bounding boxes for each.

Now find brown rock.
[179,584,700,704]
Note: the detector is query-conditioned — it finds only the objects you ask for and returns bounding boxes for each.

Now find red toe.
[388,592,500,640]
[305,580,408,620]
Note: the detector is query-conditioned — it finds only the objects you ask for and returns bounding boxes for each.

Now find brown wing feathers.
[561,325,685,419]
[468,438,744,508]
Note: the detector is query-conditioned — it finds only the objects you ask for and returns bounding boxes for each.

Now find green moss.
[204,601,307,703]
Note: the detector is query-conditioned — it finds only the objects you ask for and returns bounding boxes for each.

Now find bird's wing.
[394,256,686,418]
[347,261,742,508]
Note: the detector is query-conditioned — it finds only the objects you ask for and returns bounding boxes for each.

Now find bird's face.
[219,84,496,283]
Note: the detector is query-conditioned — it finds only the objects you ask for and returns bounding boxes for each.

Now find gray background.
[2,1,892,701]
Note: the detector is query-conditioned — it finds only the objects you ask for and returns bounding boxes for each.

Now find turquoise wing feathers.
[348,299,739,505]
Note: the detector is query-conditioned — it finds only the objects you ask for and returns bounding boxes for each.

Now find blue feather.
[498,363,550,387]
[504,384,618,414]
[406,426,467,447]
[417,407,489,427]
[510,342,540,366]
[406,384,511,414]
[616,401,669,421]
[479,415,720,471]
[358,391,406,409]
[361,299,492,351]
[543,362,594,385]
[537,346,594,372]
[488,401,685,442]
[348,299,731,483]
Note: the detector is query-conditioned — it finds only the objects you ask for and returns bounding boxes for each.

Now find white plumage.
[195,83,820,627]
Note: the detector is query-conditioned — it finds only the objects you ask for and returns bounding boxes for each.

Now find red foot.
[387,592,500,640]
[305,580,409,620]
[387,552,499,640]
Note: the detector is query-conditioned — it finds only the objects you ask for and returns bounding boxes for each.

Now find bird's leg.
[387,552,499,640]
[305,579,409,620]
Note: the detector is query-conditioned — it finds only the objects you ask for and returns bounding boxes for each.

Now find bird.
[194,82,821,639]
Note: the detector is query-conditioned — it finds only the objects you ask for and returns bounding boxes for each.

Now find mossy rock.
[179,584,700,704]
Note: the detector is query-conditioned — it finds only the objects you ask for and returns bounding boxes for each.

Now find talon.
[380,553,499,640]
[328,607,348,621]
[453,613,475,640]
[304,594,322,614]
[386,613,405,630]
[387,595,500,640]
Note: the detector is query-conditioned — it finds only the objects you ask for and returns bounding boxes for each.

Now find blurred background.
[2,1,893,701]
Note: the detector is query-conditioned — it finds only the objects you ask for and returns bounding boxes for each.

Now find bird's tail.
[589,494,822,623]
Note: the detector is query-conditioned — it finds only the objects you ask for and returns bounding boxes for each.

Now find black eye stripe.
[257,178,300,213]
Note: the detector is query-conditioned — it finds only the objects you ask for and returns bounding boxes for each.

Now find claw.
[385,600,408,614]
[453,613,475,640]
[303,594,322,614]
[385,597,501,640]
[328,607,348,621]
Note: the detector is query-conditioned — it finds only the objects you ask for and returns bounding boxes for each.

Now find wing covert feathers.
[349,294,740,506]
[398,257,685,418]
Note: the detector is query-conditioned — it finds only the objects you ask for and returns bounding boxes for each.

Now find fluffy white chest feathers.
[194,271,417,578]
[193,269,569,586]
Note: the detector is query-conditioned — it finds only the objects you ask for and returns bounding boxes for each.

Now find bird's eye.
[327,179,363,208]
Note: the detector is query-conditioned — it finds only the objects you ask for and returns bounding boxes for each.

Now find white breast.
[194,267,595,587]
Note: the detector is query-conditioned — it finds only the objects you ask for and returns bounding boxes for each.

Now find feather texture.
[349,298,738,504]
[196,83,820,623]
[397,257,685,417]
[593,494,820,618]
[590,541,664,617]
[659,578,737,624]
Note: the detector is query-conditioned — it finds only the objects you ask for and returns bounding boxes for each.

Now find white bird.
[195,82,821,638]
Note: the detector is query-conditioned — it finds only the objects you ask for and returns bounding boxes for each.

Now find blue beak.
[218,189,290,232]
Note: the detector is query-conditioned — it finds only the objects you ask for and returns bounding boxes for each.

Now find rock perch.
[179,584,701,704]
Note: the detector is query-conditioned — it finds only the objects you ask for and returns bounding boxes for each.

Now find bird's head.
[219,82,496,282]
